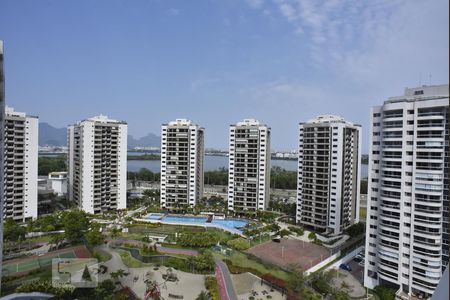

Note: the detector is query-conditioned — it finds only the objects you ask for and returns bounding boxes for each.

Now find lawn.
[115,249,152,268]
[214,251,290,281]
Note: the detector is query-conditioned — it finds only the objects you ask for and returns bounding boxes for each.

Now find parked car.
[355,254,364,259]
[272,238,281,243]
[358,260,365,267]
[339,264,352,272]
[353,256,363,262]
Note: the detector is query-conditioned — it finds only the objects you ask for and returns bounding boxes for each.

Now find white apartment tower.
[68,115,127,214]
[228,119,271,211]
[160,119,204,208]
[297,115,361,235]
[0,39,4,291]
[364,84,449,300]
[3,106,38,221]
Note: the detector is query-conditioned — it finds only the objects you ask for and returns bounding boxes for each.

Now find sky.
[0,0,448,152]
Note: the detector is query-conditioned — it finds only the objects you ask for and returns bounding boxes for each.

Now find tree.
[85,225,104,246]
[311,270,334,295]
[38,155,67,175]
[331,290,351,300]
[308,232,316,241]
[82,265,92,282]
[192,251,215,271]
[94,279,115,299]
[196,290,211,300]
[110,269,129,280]
[4,218,26,242]
[62,210,89,243]
[287,267,305,293]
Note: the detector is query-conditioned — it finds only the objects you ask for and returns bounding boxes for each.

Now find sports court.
[2,245,91,276]
[246,239,331,270]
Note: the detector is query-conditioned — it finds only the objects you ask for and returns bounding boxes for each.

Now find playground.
[97,245,208,300]
[2,245,91,276]
[246,239,331,270]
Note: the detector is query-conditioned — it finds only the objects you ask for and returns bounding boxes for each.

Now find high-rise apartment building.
[160,119,204,208]
[364,84,449,300]
[296,115,361,235]
[68,115,127,214]
[228,119,271,211]
[0,40,5,292]
[3,106,38,221]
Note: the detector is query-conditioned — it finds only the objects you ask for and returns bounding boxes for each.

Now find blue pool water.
[145,214,250,232]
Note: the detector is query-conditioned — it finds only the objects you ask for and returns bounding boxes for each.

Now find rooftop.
[386,84,449,104]
[234,118,268,127]
[303,114,359,127]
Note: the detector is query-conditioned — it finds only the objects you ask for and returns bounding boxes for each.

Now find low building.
[48,172,68,196]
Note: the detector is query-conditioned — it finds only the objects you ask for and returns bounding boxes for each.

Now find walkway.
[214,258,238,300]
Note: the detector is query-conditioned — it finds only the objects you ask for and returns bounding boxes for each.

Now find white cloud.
[244,0,449,86]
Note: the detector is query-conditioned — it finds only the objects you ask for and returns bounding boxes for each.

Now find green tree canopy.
[62,210,89,243]
[4,218,26,242]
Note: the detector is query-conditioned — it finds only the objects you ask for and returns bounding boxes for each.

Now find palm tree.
[195,290,211,300]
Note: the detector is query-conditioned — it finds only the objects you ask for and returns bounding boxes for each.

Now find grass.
[93,248,113,262]
[359,207,367,219]
[215,251,290,281]
[115,249,151,268]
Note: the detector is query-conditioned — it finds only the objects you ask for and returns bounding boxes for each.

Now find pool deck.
[134,217,246,236]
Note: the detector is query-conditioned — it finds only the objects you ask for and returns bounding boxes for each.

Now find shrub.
[373,285,396,300]
[308,232,316,240]
[288,226,304,237]
[280,229,291,237]
[205,276,220,300]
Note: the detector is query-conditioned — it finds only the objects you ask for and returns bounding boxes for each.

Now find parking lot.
[347,259,364,283]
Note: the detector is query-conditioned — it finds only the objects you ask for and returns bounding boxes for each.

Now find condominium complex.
[364,84,449,300]
[160,119,204,208]
[3,106,39,221]
[296,115,361,235]
[0,40,5,291]
[68,115,127,214]
[228,119,271,211]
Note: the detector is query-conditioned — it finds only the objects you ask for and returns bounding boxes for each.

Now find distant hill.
[39,122,160,148]
[128,133,160,148]
[39,122,67,146]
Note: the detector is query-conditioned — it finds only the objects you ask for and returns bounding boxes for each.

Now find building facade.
[0,40,5,291]
[228,119,271,211]
[48,172,68,196]
[68,115,127,214]
[160,119,204,208]
[3,106,39,222]
[364,84,449,300]
[296,115,361,235]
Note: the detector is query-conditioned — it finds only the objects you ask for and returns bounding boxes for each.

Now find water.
[145,213,250,232]
[128,153,369,178]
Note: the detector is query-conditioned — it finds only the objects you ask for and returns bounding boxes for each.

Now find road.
[214,257,238,300]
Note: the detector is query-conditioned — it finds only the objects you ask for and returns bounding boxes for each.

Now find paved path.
[214,258,238,300]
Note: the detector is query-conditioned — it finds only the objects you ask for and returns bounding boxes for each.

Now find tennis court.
[2,245,91,276]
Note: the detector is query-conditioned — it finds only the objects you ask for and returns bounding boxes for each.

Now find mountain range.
[39,122,160,148]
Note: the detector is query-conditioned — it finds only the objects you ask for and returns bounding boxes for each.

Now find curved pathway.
[214,257,238,300]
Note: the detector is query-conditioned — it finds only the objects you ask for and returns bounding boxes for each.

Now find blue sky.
[0,0,448,151]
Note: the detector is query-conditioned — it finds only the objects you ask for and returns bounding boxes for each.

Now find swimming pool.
[144,213,251,233]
